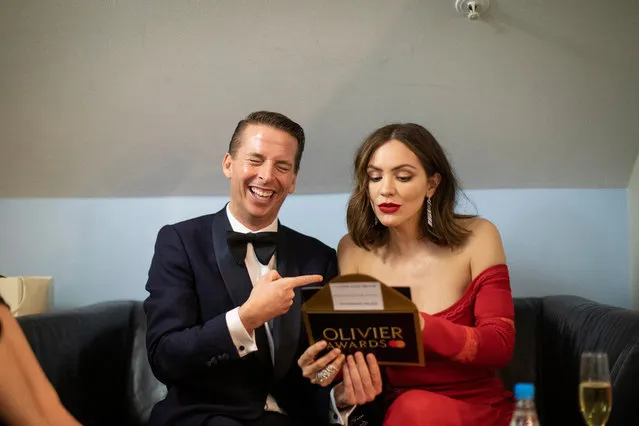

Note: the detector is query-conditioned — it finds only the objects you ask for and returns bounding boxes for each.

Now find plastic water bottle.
[509,383,540,426]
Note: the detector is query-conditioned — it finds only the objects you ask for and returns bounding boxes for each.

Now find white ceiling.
[1,0,638,197]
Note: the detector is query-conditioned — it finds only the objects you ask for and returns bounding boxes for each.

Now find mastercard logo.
[388,339,406,348]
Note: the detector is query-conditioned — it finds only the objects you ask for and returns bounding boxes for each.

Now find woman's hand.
[334,352,383,408]
[298,340,345,387]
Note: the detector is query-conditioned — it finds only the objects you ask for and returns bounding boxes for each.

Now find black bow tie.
[227,231,278,265]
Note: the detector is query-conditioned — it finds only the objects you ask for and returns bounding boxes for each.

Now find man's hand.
[238,270,323,332]
[334,352,383,409]
[298,340,345,387]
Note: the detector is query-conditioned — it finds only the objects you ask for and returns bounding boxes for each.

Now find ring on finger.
[315,364,338,383]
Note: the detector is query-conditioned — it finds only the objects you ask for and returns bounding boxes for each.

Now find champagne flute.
[579,352,612,426]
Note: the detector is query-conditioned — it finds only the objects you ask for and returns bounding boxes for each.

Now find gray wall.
[1,0,638,196]
[630,156,639,308]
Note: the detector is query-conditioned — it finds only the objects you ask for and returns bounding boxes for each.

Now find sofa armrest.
[17,301,165,426]
[538,295,639,426]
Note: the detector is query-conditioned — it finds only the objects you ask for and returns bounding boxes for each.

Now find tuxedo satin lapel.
[211,211,253,308]
[212,209,272,369]
[273,226,303,381]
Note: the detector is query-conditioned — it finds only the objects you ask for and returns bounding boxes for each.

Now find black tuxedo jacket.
[143,208,338,426]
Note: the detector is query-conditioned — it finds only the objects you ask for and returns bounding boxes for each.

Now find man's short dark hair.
[228,111,306,172]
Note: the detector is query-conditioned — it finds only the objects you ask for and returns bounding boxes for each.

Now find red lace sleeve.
[421,264,515,369]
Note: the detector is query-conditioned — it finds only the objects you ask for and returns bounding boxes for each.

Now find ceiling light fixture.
[455,0,490,20]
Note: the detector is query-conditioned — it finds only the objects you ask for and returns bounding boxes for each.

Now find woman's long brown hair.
[346,123,476,250]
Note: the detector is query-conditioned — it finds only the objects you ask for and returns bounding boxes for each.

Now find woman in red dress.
[299,123,515,426]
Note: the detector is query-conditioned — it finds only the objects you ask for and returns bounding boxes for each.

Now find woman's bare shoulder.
[337,233,369,258]
[461,217,507,275]
[465,217,501,238]
[337,233,370,274]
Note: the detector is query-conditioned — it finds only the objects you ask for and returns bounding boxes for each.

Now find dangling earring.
[427,197,433,227]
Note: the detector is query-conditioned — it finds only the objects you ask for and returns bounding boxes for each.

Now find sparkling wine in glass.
[579,352,612,426]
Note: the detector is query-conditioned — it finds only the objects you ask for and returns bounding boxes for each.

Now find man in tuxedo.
[143,111,377,426]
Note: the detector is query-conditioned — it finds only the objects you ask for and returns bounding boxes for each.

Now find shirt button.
[239,345,245,351]
[333,414,338,419]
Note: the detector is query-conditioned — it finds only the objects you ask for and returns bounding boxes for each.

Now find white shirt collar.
[225,203,278,234]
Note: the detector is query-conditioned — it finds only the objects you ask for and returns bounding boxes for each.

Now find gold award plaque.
[302,274,425,367]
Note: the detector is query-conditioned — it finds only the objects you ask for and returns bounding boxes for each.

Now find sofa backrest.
[18,300,166,426]
[498,295,639,426]
[497,297,543,394]
[537,295,639,426]
[127,302,168,424]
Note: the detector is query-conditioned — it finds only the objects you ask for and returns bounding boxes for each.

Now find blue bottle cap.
[514,383,535,400]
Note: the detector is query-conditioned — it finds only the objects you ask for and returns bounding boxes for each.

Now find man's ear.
[288,173,298,194]
[427,172,441,198]
[222,153,233,179]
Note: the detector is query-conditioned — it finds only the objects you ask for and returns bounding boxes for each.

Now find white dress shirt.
[223,205,353,425]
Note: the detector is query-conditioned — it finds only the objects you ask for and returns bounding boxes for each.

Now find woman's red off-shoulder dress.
[383,264,516,426]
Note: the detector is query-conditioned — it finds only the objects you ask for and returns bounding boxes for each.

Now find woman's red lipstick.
[378,203,400,214]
